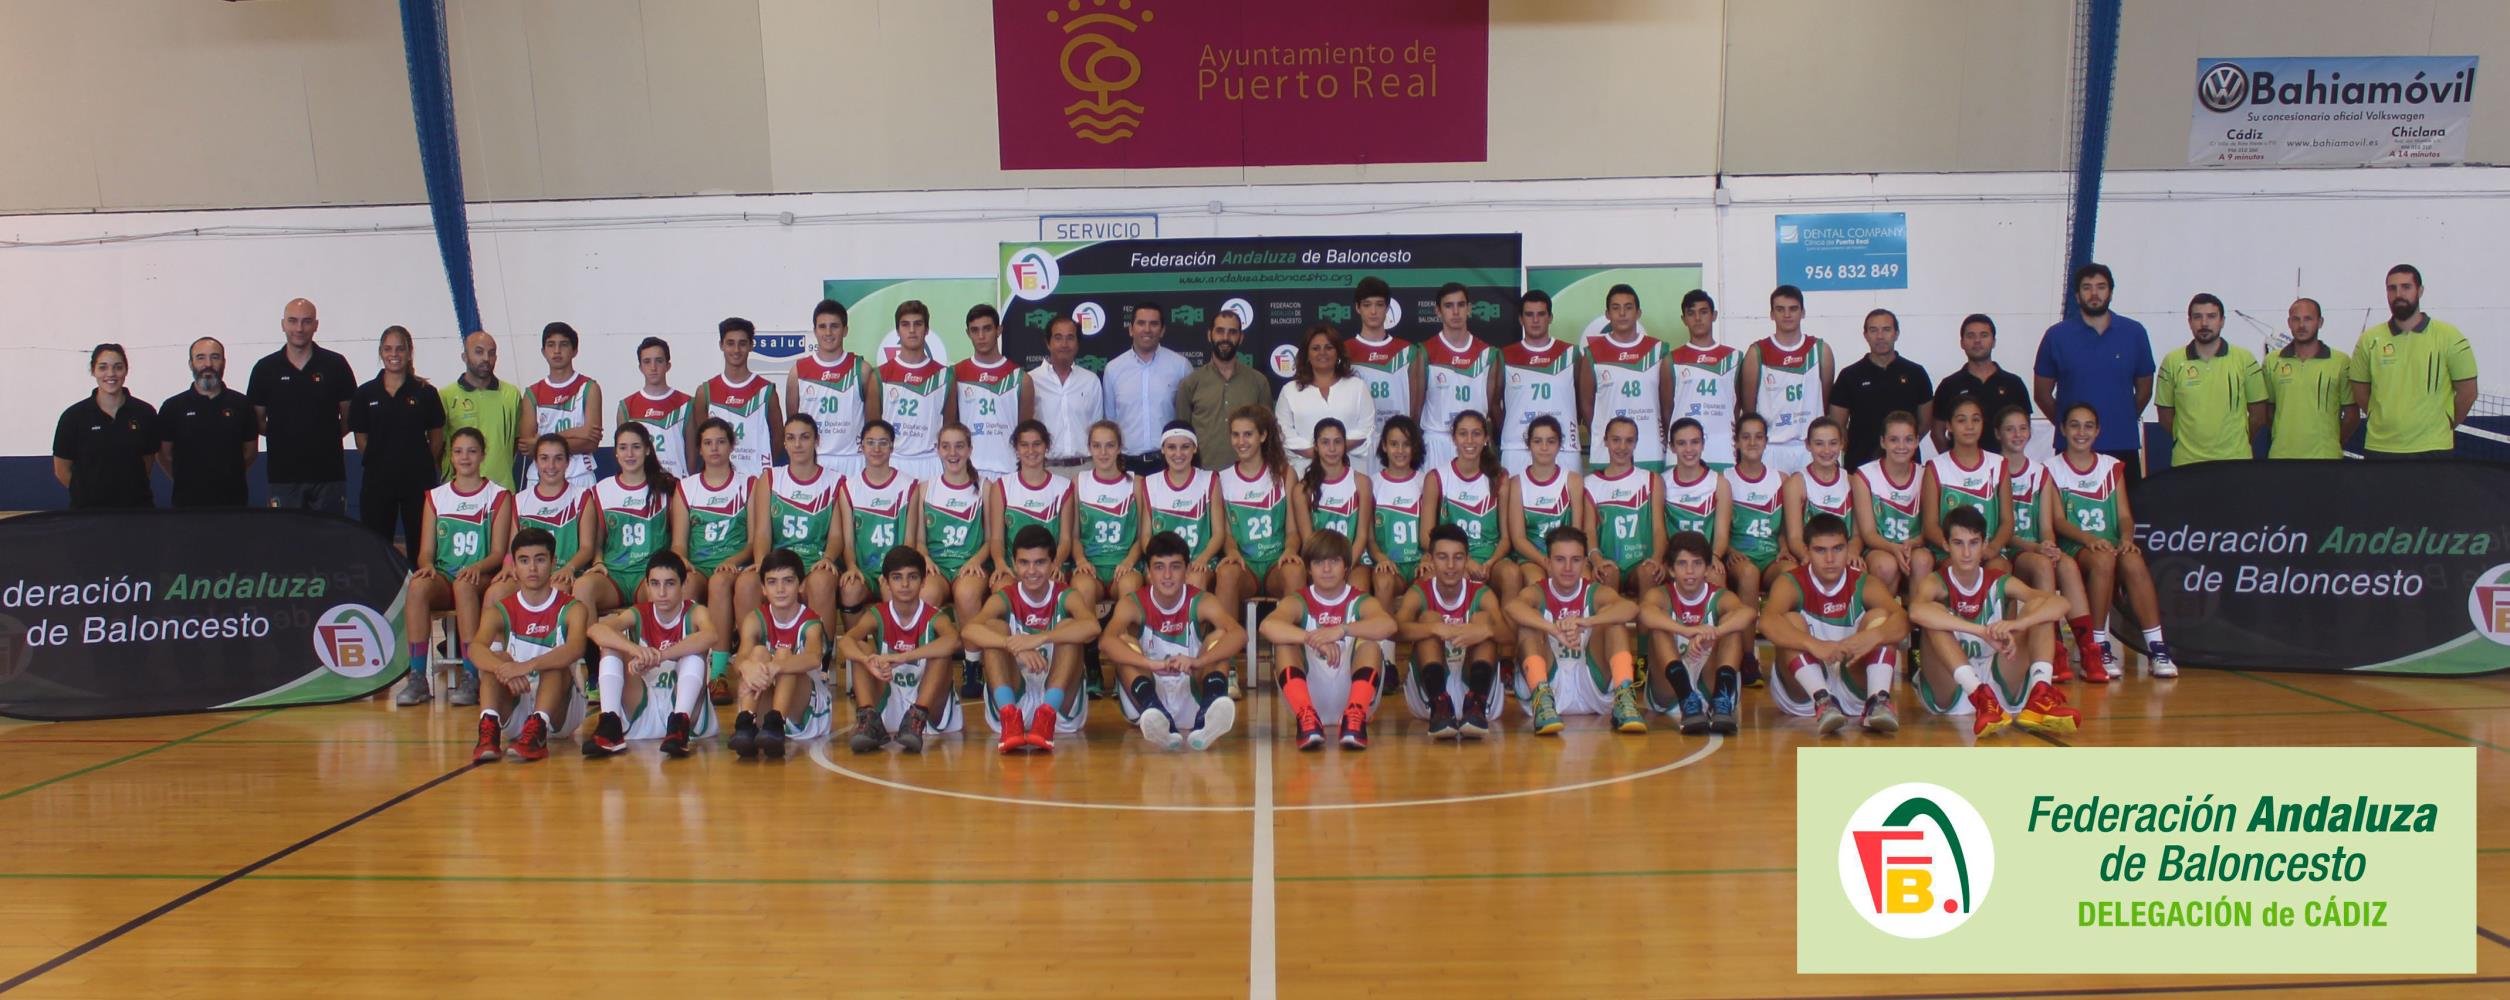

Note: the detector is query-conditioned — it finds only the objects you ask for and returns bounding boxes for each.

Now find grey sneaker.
[394,673,432,706]
[848,710,888,754]
[447,669,480,707]
[1814,693,1849,736]
[1862,693,1900,735]
[895,707,928,754]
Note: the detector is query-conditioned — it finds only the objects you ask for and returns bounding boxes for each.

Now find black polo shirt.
[348,372,446,496]
[247,344,356,484]
[1933,363,2034,431]
[1829,354,1933,468]
[158,387,260,507]
[52,394,158,509]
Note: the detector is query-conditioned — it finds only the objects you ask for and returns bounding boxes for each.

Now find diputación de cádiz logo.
[1045,0,1153,144]
[1838,781,1996,939]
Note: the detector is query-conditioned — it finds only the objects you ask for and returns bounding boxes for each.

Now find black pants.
[360,484,426,554]
[1120,452,1166,477]
[2365,448,2451,461]
[2099,448,2144,487]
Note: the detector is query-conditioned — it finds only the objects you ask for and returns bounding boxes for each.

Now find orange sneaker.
[996,705,1027,754]
[1967,684,2010,739]
[2016,682,2080,735]
[1025,704,1058,752]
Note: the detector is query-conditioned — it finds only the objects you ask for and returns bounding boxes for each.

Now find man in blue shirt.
[2033,263,2155,483]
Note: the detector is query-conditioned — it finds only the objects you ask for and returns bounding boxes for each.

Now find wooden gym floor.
[0,663,2506,999]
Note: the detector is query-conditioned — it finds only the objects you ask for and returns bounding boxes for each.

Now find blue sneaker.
[1709,688,1738,735]
[1677,691,1710,735]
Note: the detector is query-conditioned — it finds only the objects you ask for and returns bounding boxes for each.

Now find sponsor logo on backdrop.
[1221,298,1254,329]
[1044,0,1152,145]
[1007,247,1062,301]
[1268,344,1300,379]
[313,604,392,678]
[1073,302,1107,338]
[1838,782,1995,939]
[2470,564,2510,644]
[2198,61,2250,112]
[751,333,808,361]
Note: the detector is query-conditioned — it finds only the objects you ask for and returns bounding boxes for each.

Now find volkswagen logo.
[2197,62,2249,113]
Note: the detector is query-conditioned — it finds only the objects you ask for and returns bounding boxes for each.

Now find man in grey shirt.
[1101,301,1193,475]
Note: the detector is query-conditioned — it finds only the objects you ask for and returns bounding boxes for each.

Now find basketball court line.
[2228,671,2507,753]
[0,709,280,803]
[0,759,481,995]
[1249,697,1277,1000]
[1721,973,2510,1000]
[2482,926,2510,951]
[0,864,1793,887]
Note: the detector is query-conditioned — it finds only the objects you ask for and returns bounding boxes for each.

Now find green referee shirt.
[2348,316,2477,455]
[439,376,528,491]
[2155,341,2266,465]
[2262,344,2351,459]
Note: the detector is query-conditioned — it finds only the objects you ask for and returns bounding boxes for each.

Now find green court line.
[0,710,283,803]
[1279,865,1793,883]
[2228,671,2508,754]
[0,865,1799,888]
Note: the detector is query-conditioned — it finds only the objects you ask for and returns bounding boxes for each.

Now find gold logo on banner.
[1045,0,1152,144]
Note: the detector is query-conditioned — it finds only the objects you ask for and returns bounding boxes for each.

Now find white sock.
[2141,626,2165,646]
[598,655,626,717]
[1951,663,1984,695]
[479,708,499,722]
[1864,660,1894,700]
[2029,660,2053,689]
[673,655,707,715]
[1791,659,1828,701]
[2093,628,2110,648]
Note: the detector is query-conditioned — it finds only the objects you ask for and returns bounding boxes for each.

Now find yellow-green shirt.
[2348,317,2476,455]
[2154,341,2265,465]
[439,377,528,491]
[2262,345,2351,460]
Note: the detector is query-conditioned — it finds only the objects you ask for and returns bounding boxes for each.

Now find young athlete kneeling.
[838,548,964,754]
[583,550,720,757]
[1907,506,2081,738]
[1260,529,1400,750]
[727,548,834,759]
[468,528,591,763]
[1758,513,1912,736]
[1507,526,1645,736]
[1102,531,1246,751]
[1395,524,1510,740]
[960,524,1103,753]
[1637,531,1758,736]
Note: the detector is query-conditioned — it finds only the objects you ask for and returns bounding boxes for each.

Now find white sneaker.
[1187,696,1235,751]
[1138,707,1183,750]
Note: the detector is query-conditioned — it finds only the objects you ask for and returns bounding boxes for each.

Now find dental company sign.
[2189,55,2479,166]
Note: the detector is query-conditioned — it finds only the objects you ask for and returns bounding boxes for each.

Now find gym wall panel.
[1720,0,2077,175]
[2107,0,2510,169]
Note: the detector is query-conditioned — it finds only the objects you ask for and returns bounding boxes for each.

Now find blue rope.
[397,0,481,336]
[2064,0,2122,318]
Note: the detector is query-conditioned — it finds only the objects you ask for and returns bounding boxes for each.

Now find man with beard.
[158,336,260,507]
[2350,264,2478,459]
[1173,309,1272,470]
[439,330,532,491]
[2034,264,2155,484]
[2154,293,2267,465]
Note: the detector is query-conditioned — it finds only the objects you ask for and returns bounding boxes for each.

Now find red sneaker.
[471,714,502,763]
[2050,640,2076,683]
[2016,682,2081,735]
[512,713,550,762]
[1338,703,1370,751]
[1967,684,2010,739]
[997,705,1027,754]
[1025,704,1058,752]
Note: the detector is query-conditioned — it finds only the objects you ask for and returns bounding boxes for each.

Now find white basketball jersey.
[1586,332,1668,466]
[1500,337,1580,455]
[1670,343,1742,466]
[1752,335,1829,447]
[1798,464,1855,523]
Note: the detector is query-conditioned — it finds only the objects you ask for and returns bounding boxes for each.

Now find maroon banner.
[992,0,1488,170]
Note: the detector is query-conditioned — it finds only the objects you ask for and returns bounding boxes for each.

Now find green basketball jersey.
[1583,468,1656,570]
[2046,453,2123,551]
[1074,469,1139,573]
[1858,460,1923,545]
[512,481,589,567]
[997,471,1072,563]
[1928,452,2006,545]
[1434,464,1500,562]
[427,479,509,576]
[1145,468,1218,559]
[1725,466,1784,566]
[765,466,842,567]
[920,474,985,577]
[2005,458,2044,546]
[838,467,913,580]
[593,476,667,579]
[1219,465,1289,568]
[1370,469,1426,570]
[677,470,751,572]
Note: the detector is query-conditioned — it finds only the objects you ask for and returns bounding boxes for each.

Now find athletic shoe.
[512,713,550,762]
[394,673,431,706]
[707,675,733,706]
[2099,642,2121,681]
[1338,703,1370,751]
[849,709,889,755]
[1427,698,1459,741]
[1708,688,1738,735]
[660,712,694,757]
[2016,682,2081,735]
[583,711,627,757]
[729,712,760,759]
[1188,697,1235,751]
[2148,643,2179,678]
[2078,645,2112,683]
[896,707,929,754]
[1609,682,1648,734]
[1025,704,1058,752]
[1457,691,1491,740]
[757,710,788,759]
[1293,706,1326,751]
[1139,706,1185,751]
[1967,684,2011,738]
[997,705,1028,754]
[471,714,501,763]
[1677,691,1710,735]
[2051,641,2077,683]
[958,658,983,701]
[582,676,600,713]
[1813,692,1849,736]
[1529,684,1564,736]
[448,670,480,707]
[1861,693,1900,735]
[1740,648,1764,688]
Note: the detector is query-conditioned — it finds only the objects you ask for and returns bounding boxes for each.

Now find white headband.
[1161,427,1198,446]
